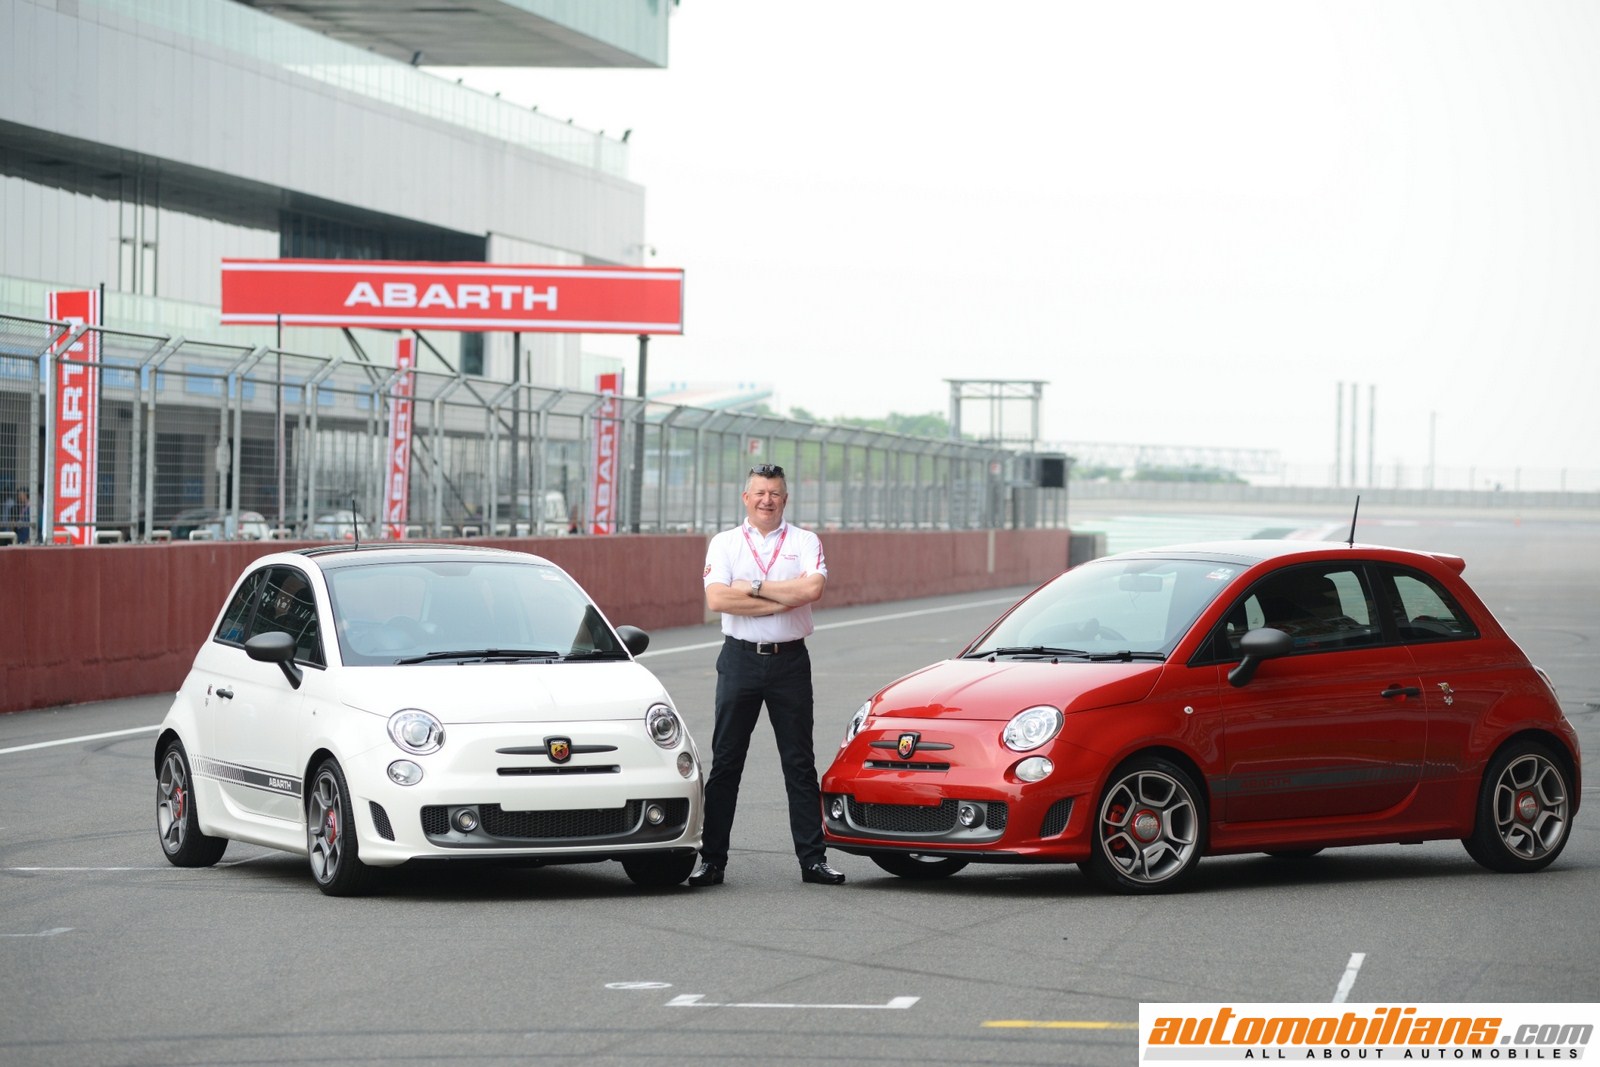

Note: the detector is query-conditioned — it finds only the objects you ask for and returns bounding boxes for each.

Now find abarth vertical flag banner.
[220,259,685,334]
[46,289,101,546]
[382,336,417,540]
[589,372,623,535]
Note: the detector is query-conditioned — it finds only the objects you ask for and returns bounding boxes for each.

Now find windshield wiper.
[560,649,631,661]
[395,648,560,665]
[1086,650,1167,662]
[967,645,1090,659]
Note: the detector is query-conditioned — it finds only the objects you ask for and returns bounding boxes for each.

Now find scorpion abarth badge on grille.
[896,732,920,760]
[547,738,572,764]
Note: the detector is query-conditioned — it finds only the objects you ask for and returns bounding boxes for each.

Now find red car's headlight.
[1002,705,1063,752]
[841,702,870,748]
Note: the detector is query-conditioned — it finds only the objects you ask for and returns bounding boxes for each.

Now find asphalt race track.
[2,505,1596,1066]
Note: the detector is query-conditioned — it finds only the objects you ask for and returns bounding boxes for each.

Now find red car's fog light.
[1015,756,1054,782]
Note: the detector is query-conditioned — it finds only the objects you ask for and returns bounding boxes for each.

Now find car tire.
[306,758,372,896]
[1463,740,1573,873]
[621,852,697,888]
[1081,755,1206,894]
[870,853,969,880]
[156,739,228,867]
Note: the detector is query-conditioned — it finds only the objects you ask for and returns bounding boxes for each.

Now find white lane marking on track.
[7,855,274,873]
[0,927,73,937]
[1333,951,1366,1003]
[666,993,919,1010]
[637,596,1020,658]
[0,725,158,756]
[8,867,168,872]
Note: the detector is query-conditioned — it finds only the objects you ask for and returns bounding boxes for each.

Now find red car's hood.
[870,658,1164,721]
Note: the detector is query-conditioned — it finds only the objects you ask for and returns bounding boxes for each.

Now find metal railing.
[0,315,1013,544]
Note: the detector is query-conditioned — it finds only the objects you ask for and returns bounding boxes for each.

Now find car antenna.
[1347,495,1361,547]
[350,495,361,550]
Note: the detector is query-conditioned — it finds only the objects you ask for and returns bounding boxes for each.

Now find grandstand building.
[0,0,669,386]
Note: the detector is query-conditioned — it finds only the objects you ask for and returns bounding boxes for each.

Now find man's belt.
[725,636,806,656]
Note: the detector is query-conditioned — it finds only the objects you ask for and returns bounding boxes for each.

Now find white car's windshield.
[965,557,1239,659]
[325,560,626,665]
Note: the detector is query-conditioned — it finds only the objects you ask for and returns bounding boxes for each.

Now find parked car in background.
[822,539,1581,894]
[493,490,571,536]
[154,543,703,895]
[167,508,273,541]
[307,510,373,541]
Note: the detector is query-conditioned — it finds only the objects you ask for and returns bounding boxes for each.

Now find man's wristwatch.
[751,579,764,598]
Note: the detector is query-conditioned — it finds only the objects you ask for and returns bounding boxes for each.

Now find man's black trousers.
[699,638,825,867]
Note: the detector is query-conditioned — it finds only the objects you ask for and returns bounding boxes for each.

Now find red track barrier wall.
[0,529,1069,714]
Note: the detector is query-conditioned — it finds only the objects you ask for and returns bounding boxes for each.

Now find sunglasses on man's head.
[749,464,785,478]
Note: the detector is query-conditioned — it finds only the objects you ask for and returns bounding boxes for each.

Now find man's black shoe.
[687,860,724,887]
[801,860,846,885]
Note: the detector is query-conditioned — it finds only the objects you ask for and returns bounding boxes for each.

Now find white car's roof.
[292,542,555,572]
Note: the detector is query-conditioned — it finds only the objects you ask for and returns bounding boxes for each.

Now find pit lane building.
[0,0,668,386]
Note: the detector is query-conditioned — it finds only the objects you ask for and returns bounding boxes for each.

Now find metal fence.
[0,314,1018,545]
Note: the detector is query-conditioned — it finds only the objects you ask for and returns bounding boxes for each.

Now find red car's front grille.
[848,797,958,833]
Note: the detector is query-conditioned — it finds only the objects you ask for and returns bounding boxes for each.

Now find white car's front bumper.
[343,718,703,866]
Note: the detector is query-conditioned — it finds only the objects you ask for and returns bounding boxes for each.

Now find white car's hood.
[336,661,671,724]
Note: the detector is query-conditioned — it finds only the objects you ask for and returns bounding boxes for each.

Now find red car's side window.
[1382,567,1480,643]
[1207,565,1384,660]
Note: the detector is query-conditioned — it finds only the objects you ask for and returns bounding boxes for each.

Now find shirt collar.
[743,518,787,540]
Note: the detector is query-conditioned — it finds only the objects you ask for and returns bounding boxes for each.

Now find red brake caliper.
[325,809,338,844]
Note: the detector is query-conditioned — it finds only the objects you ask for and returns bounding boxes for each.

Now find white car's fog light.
[1015,756,1055,782]
[829,796,846,820]
[387,760,423,786]
[645,803,666,826]
[958,803,982,828]
[676,751,695,778]
[452,808,479,833]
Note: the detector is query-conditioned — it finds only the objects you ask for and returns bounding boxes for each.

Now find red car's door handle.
[1380,685,1421,699]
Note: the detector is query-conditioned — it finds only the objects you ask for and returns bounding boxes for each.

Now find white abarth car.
[154,544,703,895]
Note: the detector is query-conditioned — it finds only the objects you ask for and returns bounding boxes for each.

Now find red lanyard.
[741,524,787,577]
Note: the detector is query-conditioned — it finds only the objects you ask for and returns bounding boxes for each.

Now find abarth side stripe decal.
[191,755,302,797]
[1210,762,1421,798]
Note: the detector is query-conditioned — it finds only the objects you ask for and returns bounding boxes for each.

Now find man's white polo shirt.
[703,520,827,643]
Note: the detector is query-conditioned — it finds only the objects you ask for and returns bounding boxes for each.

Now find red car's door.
[1212,563,1427,824]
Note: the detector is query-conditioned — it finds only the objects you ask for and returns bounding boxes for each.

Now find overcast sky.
[436,1,1600,484]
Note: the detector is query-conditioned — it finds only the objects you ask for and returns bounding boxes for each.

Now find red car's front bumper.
[820,716,1106,863]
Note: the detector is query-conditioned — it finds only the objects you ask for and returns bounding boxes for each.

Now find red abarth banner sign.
[220,259,685,334]
[382,337,417,540]
[588,372,623,535]
[47,289,101,545]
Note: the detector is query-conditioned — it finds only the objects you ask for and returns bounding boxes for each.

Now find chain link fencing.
[0,314,1018,545]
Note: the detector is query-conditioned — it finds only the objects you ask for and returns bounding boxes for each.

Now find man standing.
[690,463,844,887]
[2,487,29,543]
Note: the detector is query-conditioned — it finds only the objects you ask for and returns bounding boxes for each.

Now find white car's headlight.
[388,709,445,754]
[841,702,870,748]
[1001,705,1063,752]
[646,703,682,748]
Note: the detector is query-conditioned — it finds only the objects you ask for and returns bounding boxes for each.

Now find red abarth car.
[821,540,1581,894]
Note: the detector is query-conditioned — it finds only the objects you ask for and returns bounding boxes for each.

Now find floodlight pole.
[629,333,648,533]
